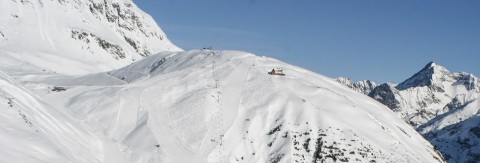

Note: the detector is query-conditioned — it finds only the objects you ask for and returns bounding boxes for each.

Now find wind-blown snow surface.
[4,50,444,162]
[0,71,102,162]
[0,0,180,75]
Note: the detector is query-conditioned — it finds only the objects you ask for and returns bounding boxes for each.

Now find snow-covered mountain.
[0,0,180,75]
[337,62,480,162]
[2,50,444,162]
[0,0,446,162]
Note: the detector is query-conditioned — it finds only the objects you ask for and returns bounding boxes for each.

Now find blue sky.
[133,0,480,83]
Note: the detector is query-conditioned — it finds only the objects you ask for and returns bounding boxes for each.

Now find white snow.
[0,50,445,162]
[0,0,180,76]
[0,0,446,162]
[338,61,480,162]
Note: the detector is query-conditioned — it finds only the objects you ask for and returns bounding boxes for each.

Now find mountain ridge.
[337,61,480,162]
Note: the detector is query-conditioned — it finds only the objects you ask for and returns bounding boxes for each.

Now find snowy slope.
[338,62,480,163]
[10,50,445,163]
[0,71,102,162]
[0,0,446,162]
[420,99,480,162]
[0,0,180,75]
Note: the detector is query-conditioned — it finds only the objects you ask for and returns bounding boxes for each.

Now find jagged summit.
[424,62,452,75]
[426,61,438,68]
[396,62,454,91]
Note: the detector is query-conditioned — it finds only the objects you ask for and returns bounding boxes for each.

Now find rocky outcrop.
[0,0,180,75]
[335,77,377,95]
[368,83,400,110]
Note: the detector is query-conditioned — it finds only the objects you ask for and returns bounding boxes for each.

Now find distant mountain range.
[337,62,480,162]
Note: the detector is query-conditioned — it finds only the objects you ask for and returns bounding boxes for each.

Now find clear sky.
[133,0,480,84]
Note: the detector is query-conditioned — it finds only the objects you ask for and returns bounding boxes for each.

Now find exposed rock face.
[454,73,479,91]
[84,0,168,57]
[336,62,480,162]
[335,77,377,95]
[71,30,127,59]
[0,0,181,75]
[368,83,401,110]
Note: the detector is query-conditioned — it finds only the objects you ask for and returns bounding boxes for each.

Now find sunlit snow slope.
[0,0,180,75]
[9,50,445,163]
[0,0,446,162]
[0,71,102,162]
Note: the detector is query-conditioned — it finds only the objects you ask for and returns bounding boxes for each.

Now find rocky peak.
[335,61,479,162]
[396,62,454,91]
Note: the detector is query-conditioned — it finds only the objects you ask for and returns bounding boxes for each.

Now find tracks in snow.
[206,50,253,161]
